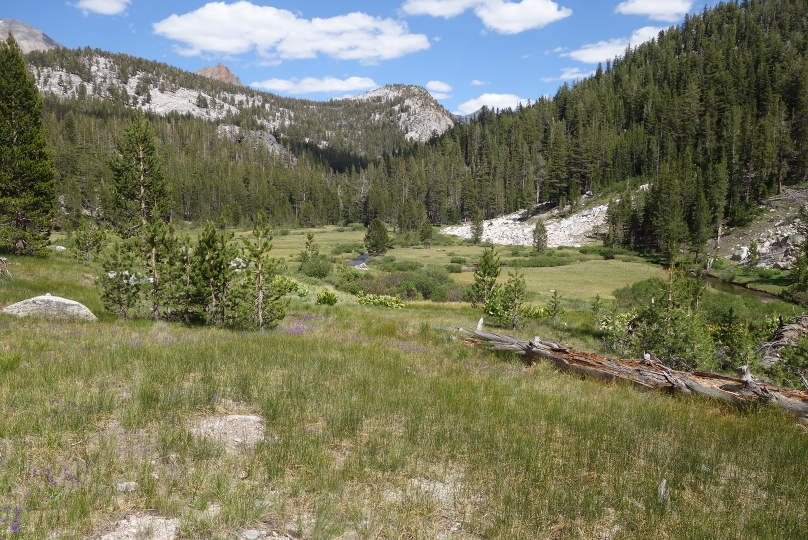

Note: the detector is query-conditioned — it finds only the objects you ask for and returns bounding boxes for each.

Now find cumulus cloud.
[540,67,595,82]
[250,76,377,95]
[153,1,430,64]
[73,0,131,15]
[455,93,528,115]
[615,0,692,22]
[563,26,663,63]
[402,0,571,34]
[425,80,453,99]
[426,80,452,92]
[470,79,487,86]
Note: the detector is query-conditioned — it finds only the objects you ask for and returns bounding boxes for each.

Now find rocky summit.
[0,19,62,54]
[196,63,242,86]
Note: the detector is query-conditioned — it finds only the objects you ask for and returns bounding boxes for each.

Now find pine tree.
[467,246,500,309]
[72,218,105,266]
[470,207,484,244]
[109,112,169,238]
[241,213,288,330]
[532,219,548,252]
[364,218,389,255]
[0,34,55,255]
[419,219,433,249]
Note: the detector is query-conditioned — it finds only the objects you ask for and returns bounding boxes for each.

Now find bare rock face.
[0,19,62,54]
[196,63,242,86]
[1,294,97,321]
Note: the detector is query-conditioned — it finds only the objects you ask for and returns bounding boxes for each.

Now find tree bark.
[459,325,808,424]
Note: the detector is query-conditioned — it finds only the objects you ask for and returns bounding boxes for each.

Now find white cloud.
[455,93,528,114]
[430,92,453,99]
[471,79,487,86]
[426,80,452,92]
[153,1,430,64]
[402,0,572,34]
[73,0,130,15]
[563,26,663,63]
[615,0,692,22]
[540,67,595,82]
[251,76,377,94]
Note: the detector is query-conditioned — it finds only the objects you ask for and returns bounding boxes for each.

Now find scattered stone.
[189,414,265,453]
[94,514,178,540]
[116,481,137,493]
[731,247,749,261]
[47,245,67,251]
[1,294,97,321]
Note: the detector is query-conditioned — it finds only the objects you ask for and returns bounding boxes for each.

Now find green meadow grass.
[0,230,805,539]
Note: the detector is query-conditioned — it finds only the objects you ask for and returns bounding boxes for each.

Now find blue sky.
[5,0,717,114]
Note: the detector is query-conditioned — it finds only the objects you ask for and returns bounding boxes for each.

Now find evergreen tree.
[467,246,500,309]
[364,218,389,255]
[547,290,564,327]
[419,219,433,249]
[71,218,105,266]
[0,34,55,255]
[241,213,288,330]
[193,223,238,326]
[109,112,169,238]
[470,207,484,244]
[494,266,528,329]
[532,219,548,252]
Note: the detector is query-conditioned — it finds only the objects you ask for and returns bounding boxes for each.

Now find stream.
[699,275,781,304]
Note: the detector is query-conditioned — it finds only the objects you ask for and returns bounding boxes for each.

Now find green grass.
[0,230,805,539]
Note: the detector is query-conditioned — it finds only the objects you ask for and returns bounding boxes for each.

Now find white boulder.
[1,294,97,321]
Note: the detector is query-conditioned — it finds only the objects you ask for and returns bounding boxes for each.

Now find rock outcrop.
[195,63,242,86]
[1,294,97,321]
[352,85,455,142]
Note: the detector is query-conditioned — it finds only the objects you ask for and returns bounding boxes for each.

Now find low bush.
[331,243,364,256]
[316,289,338,305]
[445,263,462,273]
[505,255,568,268]
[450,257,466,264]
[299,256,332,279]
[357,292,405,308]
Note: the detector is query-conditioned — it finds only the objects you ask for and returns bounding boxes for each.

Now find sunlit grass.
[0,229,804,538]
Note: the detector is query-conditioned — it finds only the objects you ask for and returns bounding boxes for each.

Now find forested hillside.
[371,0,808,254]
[36,0,808,249]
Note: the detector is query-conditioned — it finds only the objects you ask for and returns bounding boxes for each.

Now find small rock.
[731,246,749,261]
[47,245,67,251]
[242,530,262,540]
[117,481,137,492]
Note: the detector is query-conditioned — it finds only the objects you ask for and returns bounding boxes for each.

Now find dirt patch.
[189,414,266,453]
[92,514,178,540]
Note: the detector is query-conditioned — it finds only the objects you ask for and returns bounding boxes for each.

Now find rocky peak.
[0,19,62,54]
[351,84,455,142]
[195,63,242,86]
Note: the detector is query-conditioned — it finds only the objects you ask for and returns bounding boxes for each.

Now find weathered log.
[459,324,808,423]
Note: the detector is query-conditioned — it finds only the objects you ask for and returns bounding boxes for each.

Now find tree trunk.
[459,324,808,424]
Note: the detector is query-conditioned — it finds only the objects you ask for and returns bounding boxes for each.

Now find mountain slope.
[23,42,454,162]
[0,19,62,54]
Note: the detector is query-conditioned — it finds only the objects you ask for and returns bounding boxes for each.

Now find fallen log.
[459,322,808,424]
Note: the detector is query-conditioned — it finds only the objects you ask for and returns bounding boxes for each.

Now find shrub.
[331,243,364,255]
[277,229,291,236]
[445,263,462,273]
[357,292,405,308]
[316,289,338,305]
[511,256,568,268]
[299,256,332,278]
[450,257,466,264]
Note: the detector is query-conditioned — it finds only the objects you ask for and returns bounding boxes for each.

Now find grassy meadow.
[0,227,806,539]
